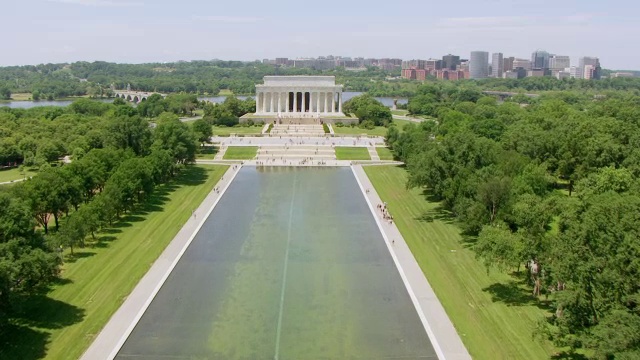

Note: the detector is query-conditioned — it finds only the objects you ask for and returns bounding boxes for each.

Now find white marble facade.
[255,76,344,116]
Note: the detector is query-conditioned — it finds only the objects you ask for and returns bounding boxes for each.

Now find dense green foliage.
[0,61,407,99]
[388,83,640,358]
[2,60,640,102]
[0,99,199,329]
[342,94,392,126]
[202,96,256,126]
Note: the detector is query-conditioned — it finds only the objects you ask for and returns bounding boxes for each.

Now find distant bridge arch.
[112,89,167,103]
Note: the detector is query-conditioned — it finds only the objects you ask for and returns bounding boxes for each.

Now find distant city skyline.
[3,0,639,70]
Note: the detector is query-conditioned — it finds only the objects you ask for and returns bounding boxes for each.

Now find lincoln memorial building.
[255,76,344,115]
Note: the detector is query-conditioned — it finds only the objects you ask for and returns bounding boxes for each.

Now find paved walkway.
[367,146,380,161]
[212,135,384,147]
[80,165,241,360]
[0,177,29,185]
[351,165,472,360]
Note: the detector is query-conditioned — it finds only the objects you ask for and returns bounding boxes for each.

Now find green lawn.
[196,146,218,160]
[0,165,227,360]
[0,167,37,183]
[223,146,258,160]
[335,147,371,160]
[364,166,555,360]
[333,125,388,137]
[376,147,394,160]
[212,125,263,136]
[218,89,234,96]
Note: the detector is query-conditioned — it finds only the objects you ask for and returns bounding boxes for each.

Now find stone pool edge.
[351,164,472,360]
[80,164,241,360]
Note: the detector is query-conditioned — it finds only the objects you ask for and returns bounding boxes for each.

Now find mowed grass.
[376,147,394,160]
[223,146,258,160]
[196,146,218,160]
[0,165,227,360]
[335,147,371,160]
[212,125,263,136]
[0,167,37,183]
[333,125,388,137]
[364,166,555,360]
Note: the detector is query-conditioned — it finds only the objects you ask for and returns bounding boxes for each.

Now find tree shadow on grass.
[63,251,97,263]
[0,324,48,360]
[551,351,589,360]
[0,295,85,360]
[10,294,85,330]
[177,165,208,187]
[483,279,554,312]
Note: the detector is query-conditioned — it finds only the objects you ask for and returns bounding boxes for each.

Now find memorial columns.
[316,91,320,113]
[338,92,343,113]
[331,92,335,113]
[324,92,329,113]
[262,92,267,113]
[293,92,298,113]
[286,92,290,112]
[277,92,281,113]
[269,92,274,113]
[302,92,306,113]
[256,92,261,113]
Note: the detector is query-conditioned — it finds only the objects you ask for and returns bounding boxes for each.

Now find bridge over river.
[113,90,166,103]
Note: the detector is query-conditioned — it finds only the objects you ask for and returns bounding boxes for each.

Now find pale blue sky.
[3,0,638,69]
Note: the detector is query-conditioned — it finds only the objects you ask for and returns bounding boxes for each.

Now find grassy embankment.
[0,167,38,183]
[364,165,555,360]
[223,146,258,160]
[196,146,218,160]
[375,147,394,161]
[0,165,227,360]
[335,147,371,160]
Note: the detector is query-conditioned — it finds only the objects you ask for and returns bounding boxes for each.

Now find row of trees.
[387,86,640,358]
[4,60,640,102]
[0,99,202,324]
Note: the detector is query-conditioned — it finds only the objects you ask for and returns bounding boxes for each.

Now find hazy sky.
[3,0,638,69]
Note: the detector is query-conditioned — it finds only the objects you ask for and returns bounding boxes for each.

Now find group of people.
[255,158,330,166]
[377,202,394,224]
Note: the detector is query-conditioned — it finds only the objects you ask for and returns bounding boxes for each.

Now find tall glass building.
[469,51,489,79]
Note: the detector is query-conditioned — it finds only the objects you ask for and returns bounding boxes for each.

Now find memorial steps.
[268,124,327,137]
[255,145,336,161]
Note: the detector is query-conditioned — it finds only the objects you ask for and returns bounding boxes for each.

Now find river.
[0,92,408,109]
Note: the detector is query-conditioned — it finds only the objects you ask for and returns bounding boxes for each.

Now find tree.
[343,94,392,126]
[475,224,525,272]
[0,86,10,100]
[152,113,197,164]
[104,115,152,156]
[192,119,213,145]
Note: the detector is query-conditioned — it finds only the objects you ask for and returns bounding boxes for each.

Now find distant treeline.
[1,60,640,101]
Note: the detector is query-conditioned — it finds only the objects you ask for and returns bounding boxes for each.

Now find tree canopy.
[388,84,640,357]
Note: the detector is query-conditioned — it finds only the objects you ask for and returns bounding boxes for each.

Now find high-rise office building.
[549,55,570,70]
[578,57,601,79]
[425,59,443,70]
[503,57,515,72]
[512,58,532,70]
[531,50,550,69]
[491,53,504,78]
[469,51,489,79]
[442,54,461,70]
